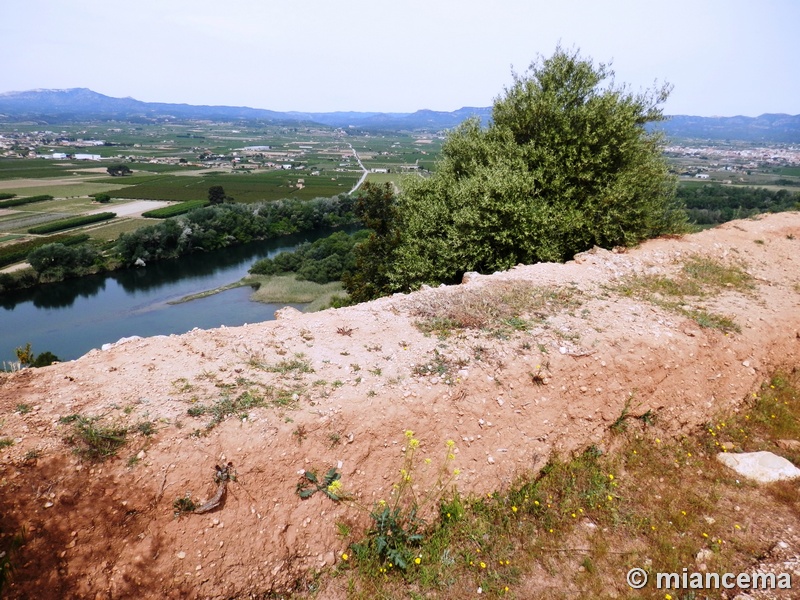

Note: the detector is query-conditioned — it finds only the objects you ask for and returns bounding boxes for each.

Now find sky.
[2,0,798,117]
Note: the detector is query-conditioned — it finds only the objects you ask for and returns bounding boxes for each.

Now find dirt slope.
[1,212,799,599]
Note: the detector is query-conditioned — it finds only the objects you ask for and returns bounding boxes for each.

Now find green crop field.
[141,199,208,218]
[86,217,153,241]
[110,170,359,202]
[0,211,72,233]
[0,160,81,180]
[27,212,115,234]
[0,182,128,199]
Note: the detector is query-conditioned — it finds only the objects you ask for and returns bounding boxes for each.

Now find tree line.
[678,184,800,226]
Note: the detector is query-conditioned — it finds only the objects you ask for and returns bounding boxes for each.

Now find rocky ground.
[1,212,799,599]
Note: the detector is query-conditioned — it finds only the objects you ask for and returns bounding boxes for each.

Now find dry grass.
[410,281,581,336]
[612,254,754,333]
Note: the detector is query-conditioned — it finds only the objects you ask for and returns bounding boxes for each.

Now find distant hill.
[656,113,800,143]
[0,88,492,131]
[0,88,797,141]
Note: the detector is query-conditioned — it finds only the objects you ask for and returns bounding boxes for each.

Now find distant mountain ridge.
[0,88,798,141]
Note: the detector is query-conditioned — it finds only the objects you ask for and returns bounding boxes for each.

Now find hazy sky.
[2,0,798,117]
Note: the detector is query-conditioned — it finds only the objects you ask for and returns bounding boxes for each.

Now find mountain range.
[1,88,799,142]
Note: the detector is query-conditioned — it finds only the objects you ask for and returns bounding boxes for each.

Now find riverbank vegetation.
[115,194,354,265]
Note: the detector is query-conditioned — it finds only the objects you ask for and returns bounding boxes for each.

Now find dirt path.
[1,213,799,598]
[85,199,173,217]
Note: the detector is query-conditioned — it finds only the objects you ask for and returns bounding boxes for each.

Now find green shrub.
[27,212,114,234]
[141,199,209,218]
[344,47,685,298]
[0,194,53,208]
[28,243,99,278]
[249,229,368,283]
[0,233,89,269]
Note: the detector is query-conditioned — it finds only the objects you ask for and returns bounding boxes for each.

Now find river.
[0,229,337,363]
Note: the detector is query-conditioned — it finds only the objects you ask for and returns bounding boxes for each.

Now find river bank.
[0,228,343,362]
[171,273,345,312]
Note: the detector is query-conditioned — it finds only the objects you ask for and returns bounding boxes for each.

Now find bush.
[345,47,686,298]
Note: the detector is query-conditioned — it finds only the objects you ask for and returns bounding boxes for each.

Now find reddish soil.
[1,212,799,599]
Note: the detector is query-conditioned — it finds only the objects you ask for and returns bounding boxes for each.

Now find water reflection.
[1,227,349,361]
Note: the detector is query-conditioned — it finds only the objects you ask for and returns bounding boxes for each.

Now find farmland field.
[0,121,446,271]
[85,217,153,240]
[109,170,360,202]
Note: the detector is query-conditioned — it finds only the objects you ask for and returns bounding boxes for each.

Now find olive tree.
[368,47,685,294]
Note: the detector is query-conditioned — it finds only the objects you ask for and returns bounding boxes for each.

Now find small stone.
[696,548,713,563]
[487,456,495,465]
[742,360,750,368]
[177,551,186,559]
[44,501,54,508]
[136,450,146,460]
[776,439,800,451]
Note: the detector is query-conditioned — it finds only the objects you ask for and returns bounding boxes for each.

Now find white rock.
[101,335,143,351]
[717,451,800,484]
[274,306,302,320]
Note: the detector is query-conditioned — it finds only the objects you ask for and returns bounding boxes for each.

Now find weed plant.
[345,432,461,573]
[63,415,128,460]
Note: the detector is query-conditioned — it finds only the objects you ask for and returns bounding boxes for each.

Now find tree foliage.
[352,47,685,297]
[208,185,228,205]
[116,195,355,265]
[678,183,800,226]
[249,229,369,284]
[27,242,99,280]
[342,183,401,302]
[106,165,132,177]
